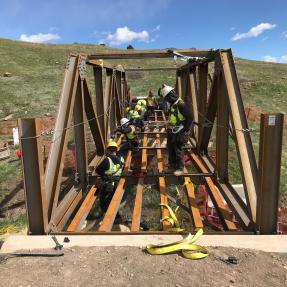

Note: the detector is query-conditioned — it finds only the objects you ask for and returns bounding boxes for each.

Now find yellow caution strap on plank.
[160,203,184,232]
[146,228,208,260]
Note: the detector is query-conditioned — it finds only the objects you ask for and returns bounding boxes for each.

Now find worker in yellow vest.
[137,99,148,120]
[116,117,139,153]
[161,85,193,176]
[147,90,157,118]
[126,106,144,131]
[95,141,124,217]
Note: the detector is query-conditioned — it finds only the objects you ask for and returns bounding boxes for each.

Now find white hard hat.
[161,85,174,98]
[120,118,129,126]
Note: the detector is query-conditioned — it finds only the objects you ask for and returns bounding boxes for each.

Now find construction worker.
[137,99,148,120]
[147,90,157,118]
[95,141,124,218]
[161,85,193,176]
[116,117,139,153]
[134,104,145,131]
[126,106,144,131]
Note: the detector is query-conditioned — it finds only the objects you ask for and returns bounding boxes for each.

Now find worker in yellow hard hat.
[137,99,148,120]
[95,140,124,220]
[147,90,158,119]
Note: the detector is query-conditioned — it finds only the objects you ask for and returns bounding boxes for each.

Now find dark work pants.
[167,129,185,169]
[99,180,118,212]
[147,106,155,118]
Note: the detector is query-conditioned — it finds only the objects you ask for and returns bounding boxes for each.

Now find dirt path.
[0,246,287,286]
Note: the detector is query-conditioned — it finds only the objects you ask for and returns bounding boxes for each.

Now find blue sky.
[1,0,287,62]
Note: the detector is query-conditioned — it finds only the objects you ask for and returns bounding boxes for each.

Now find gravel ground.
[0,246,287,286]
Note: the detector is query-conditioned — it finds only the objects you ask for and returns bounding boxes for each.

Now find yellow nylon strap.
[146,229,208,260]
[160,204,184,232]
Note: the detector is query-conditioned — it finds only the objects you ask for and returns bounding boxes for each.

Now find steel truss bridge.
[19,49,284,235]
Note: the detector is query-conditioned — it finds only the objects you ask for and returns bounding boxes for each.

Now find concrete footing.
[1,235,287,253]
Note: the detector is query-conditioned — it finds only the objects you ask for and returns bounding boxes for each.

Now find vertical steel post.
[198,63,208,142]
[93,67,106,141]
[216,72,229,181]
[257,113,284,234]
[19,118,48,234]
[73,78,88,185]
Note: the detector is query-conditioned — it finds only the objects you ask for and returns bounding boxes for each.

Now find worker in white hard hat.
[94,140,124,221]
[115,117,139,153]
[160,84,193,176]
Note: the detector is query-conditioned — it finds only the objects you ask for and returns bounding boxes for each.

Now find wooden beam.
[189,150,237,231]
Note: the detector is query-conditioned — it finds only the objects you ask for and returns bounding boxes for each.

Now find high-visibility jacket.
[104,156,124,176]
[126,125,136,140]
[137,99,147,106]
[128,110,140,119]
[147,96,155,107]
[168,98,186,126]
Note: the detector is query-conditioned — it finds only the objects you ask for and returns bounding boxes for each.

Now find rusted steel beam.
[198,63,208,141]
[219,50,258,222]
[126,67,178,71]
[104,69,114,139]
[175,70,182,97]
[257,113,284,234]
[74,78,88,185]
[199,73,218,152]
[183,167,203,230]
[19,118,48,234]
[216,72,229,181]
[45,55,79,221]
[131,134,148,231]
[189,150,237,231]
[83,79,105,155]
[99,151,132,232]
[87,59,125,72]
[93,67,106,142]
[88,49,214,60]
[67,186,98,232]
[188,68,200,141]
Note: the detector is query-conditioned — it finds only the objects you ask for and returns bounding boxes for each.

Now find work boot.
[174,168,184,176]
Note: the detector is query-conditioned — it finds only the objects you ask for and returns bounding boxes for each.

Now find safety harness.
[104,156,124,177]
[168,97,186,126]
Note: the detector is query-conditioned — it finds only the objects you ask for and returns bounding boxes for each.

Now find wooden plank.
[189,151,237,231]
[131,134,148,231]
[98,151,132,232]
[183,167,203,230]
[155,112,171,230]
[67,186,98,232]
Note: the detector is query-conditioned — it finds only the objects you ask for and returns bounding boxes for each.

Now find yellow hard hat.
[106,141,119,150]
[126,107,130,112]
[135,104,141,111]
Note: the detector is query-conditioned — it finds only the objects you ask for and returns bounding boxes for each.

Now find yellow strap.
[146,229,208,260]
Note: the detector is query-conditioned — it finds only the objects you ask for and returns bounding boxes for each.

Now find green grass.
[0,213,26,234]
[0,37,286,209]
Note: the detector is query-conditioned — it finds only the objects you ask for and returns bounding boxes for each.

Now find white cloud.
[263,56,278,63]
[101,26,149,46]
[282,31,287,38]
[263,55,287,63]
[151,25,160,32]
[19,33,60,43]
[230,27,236,31]
[232,23,276,41]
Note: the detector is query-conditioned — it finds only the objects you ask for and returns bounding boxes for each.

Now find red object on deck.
[16,149,22,159]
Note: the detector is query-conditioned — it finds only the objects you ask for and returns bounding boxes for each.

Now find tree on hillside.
[127,44,134,50]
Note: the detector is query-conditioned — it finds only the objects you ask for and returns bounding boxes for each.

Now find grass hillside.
[0,37,286,216]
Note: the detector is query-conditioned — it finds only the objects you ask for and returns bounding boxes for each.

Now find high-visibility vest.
[126,125,136,140]
[128,110,140,119]
[104,156,124,176]
[147,96,155,106]
[168,98,186,126]
[137,99,147,106]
